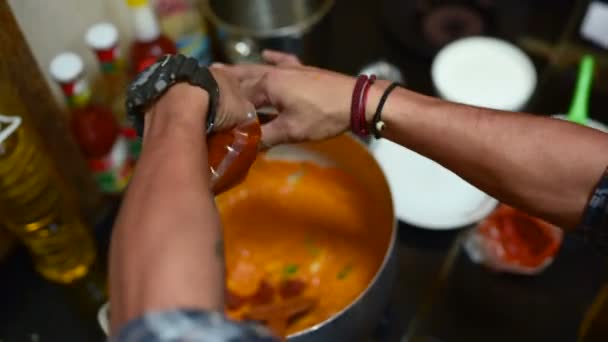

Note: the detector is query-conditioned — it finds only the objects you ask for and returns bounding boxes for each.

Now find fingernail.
[211,62,226,69]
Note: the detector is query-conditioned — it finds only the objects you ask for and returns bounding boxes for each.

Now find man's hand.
[112,65,257,332]
[218,50,357,147]
[220,50,608,230]
[144,68,256,140]
[210,68,257,131]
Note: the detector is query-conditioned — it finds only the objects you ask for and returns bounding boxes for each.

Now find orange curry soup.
[217,156,388,336]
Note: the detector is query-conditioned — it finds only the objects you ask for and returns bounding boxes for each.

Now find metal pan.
[265,134,398,342]
[98,134,397,341]
[201,0,335,65]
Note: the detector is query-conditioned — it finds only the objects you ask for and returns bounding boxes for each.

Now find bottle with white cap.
[50,52,133,194]
[126,0,177,75]
[85,22,128,124]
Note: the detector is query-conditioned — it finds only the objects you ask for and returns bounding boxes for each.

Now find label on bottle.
[94,45,124,74]
[88,136,134,193]
[62,79,92,109]
[154,0,212,65]
[122,127,142,160]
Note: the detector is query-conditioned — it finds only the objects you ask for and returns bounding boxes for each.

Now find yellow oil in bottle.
[0,115,96,284]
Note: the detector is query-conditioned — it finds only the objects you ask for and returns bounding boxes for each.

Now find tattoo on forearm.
[215,239,225,261]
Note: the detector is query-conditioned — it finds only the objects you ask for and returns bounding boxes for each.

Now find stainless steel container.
[269,135,398,342]
[97,135,397,342]
[201,0,335,64]
[291,242,398,342]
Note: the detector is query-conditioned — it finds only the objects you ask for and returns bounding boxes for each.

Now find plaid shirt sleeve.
[578,168,608,254]
[111,310,278,342]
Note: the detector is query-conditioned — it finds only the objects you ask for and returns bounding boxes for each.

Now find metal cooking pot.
[265,134,398,342]
[97,135,397,342]
[201,0,335,64]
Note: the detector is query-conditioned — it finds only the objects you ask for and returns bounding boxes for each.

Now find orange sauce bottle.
[208,112,261,194]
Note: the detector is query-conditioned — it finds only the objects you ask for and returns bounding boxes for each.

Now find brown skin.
[109,68,254,332]
[110,50,608,333]
[376,88,608,230]
[221,50,608,230]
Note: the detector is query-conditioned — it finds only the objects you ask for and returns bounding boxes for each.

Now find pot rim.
[201,0,335,38]
[287,134,398,339]
[287,220,398,339]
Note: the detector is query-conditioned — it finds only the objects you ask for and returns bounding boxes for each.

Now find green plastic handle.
[567,55,595,125]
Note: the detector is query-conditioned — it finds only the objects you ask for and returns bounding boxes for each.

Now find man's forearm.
[110,86,224,331]
[372,84,608,229]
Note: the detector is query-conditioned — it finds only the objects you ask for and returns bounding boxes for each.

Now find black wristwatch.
[126,54,220,137]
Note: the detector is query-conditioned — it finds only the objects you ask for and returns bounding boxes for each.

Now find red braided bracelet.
[351,75,367,135]
[351,74,376,137]
[360,74,376,136]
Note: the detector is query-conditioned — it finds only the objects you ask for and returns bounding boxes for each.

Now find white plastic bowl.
[432,36,537,111]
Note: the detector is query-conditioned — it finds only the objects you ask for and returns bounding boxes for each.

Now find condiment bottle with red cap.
[50,52,133,193]
[85,22,128,124]
[126,0,177,75]
[86,22,142,161]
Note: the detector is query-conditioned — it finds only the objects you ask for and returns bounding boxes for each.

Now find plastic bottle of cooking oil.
[0,113,96,284]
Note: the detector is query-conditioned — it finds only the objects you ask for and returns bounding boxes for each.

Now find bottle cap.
[126,0,149,7]
[85,22,119,50]
[49,52,84,83]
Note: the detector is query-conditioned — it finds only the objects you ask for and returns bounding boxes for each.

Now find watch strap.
[126,54,220,137]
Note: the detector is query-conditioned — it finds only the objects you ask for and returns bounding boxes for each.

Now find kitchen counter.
[2,0,608,341]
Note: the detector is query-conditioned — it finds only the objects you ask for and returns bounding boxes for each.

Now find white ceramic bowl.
[375,36,536,231]
[432,36,537,111]
[370,139,498,230]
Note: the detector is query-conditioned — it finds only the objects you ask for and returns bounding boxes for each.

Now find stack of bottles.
[49,52,134,194]
[48,0,216,194]
[0,0,216,295]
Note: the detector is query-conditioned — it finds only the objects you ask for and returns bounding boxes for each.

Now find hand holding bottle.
[216,50,359,147]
